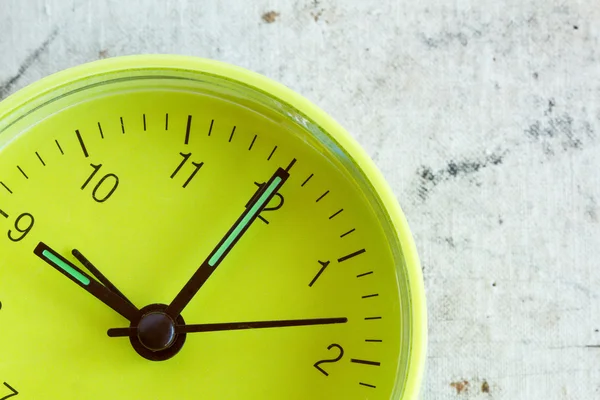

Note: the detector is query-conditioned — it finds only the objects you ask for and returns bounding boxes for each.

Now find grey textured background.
[1,0,599,398]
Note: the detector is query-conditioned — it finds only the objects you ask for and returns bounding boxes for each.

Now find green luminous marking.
[42,249,91,286]
[209,176,283,266]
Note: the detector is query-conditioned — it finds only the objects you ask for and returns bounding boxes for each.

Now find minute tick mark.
[365,339,382,343]
[120,117,125,134]
[98,122,104,139]
[0,209,8,218]
[316,190,329,202]
[356,271,373,278]
[75,130,88,157]
[207,119,214,136]
[1,182,12,194]
[329,209,343,219]
[35,152,45,166]
[229,126,236,142]
[364,316,381,320]
[185,115,192,144]
[359,382,376,388]
[340,228,355,238]
[338,249,365,262]
[268,145,277,160]
[143,114,146,131]
[301,173,313,187]
[17,166,28,179]
[249,134,257,150]
[361,294,379,299]
[55,139,64,155]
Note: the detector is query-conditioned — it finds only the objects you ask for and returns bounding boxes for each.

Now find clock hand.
[107,316,347,337]
[71,249,135,306]
[164,159,295,320]
[34,242,140,322]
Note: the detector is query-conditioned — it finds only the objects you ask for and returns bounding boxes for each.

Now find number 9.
[8,213,35,242]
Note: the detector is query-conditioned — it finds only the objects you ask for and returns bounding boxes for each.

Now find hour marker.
[338,248,366,262]
[36,152,45,166]
[365,339,382,343]
[120,117,125,134]
[229,126,236,142]
[316,190,329,202]
[356,271,373,278]
[249,134,257,150]
[301,173,313,187]
[329,209,343,219]
[268,145,277,160]
[364,316,381,320]
[98,122,104,138]
[165,113,169,130]
[1,182,12,194]
[185,115,192,144]
[75,130,88,157]
[362,293,379,299]
[0,209,8,218]
[17,166,28,179]
[340,228,355,238]
[55,139,64,155]
[143,114,147,131]
[351,358,380,366]
[208,119,214,136]
[359,382,376,388]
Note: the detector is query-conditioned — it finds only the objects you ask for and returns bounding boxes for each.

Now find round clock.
[0,55,426,399]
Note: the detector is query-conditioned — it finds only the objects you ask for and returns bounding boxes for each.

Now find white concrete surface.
[1,0,599,398]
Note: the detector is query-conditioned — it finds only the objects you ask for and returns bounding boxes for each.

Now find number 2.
[314,344,344,376]
[1,382,18,399]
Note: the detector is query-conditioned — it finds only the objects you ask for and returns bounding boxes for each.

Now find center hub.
[129,303,187,362]
[137,311,176,351]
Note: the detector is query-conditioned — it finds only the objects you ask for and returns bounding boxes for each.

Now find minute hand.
[165,160,294,320]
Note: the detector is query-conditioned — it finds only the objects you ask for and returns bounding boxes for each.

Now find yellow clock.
[0,55,426,399]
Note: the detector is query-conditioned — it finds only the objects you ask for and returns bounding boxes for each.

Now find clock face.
[0,57,425,399]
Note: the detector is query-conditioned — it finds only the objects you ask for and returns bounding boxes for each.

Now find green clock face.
[0,56,426,399]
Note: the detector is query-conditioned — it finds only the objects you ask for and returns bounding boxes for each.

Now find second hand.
[107,317,348,337]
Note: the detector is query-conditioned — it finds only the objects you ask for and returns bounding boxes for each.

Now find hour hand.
[34,242,140,322]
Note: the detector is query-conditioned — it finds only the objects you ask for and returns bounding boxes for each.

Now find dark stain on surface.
[533,72,539,79]
[311,9,324,21]
[481,380,490,393]
[0,28,59,100]
[547,98,556,114]
[585,197,598,222]
[524,113,594,155]
[99,49,109,59]
[450,381,469,394]
[261,11,280,23]
[417,151,507,200]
